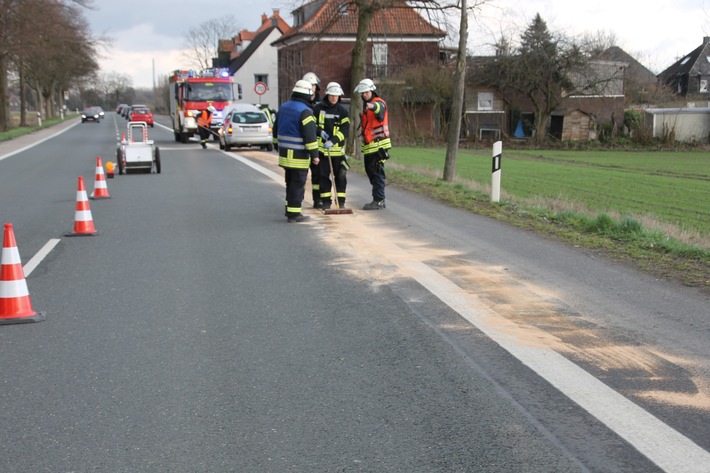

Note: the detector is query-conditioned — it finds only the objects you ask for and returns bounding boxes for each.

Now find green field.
[392,147,710,238]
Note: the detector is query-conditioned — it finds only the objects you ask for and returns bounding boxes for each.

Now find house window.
[338,2,348,15]
[701,79,708,93]
[255,74,268,87]
[478,92,493,111]
[373,43,388,76]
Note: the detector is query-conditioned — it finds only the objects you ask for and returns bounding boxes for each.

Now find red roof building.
[273,0,446,103]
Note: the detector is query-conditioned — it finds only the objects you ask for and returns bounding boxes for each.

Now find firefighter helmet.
[354,78,376,93]
[302,72,320,85]
[325,82,344,96]
[207,105,216,112]
[292,79,313,95]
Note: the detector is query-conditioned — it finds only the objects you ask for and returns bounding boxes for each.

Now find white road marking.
[398,256,710,473]
[0,122,79,162]
[227,155,710,472]
[23,239,60,277]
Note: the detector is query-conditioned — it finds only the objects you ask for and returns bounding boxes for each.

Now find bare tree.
[181,15,242,70]
[578,29,618,58]
[0,0,94,129]
[482,13,586,143]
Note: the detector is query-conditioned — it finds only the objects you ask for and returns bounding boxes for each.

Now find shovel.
[324,147,353,215]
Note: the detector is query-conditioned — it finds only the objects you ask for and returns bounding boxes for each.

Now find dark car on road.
[81,107,101,123]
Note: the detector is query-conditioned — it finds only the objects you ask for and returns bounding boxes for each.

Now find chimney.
[705,36,710,45]
[262,13,268,24]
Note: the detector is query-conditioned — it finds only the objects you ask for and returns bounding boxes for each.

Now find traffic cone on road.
[90,156,111,199]
[65,176,99,237]
[0,223,46,325]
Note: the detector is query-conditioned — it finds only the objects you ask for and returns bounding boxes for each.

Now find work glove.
[323,140,333,149]
[320,130,329,140]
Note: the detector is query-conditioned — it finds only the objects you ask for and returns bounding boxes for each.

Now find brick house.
[466,56,627,142]
[271,0,446,137]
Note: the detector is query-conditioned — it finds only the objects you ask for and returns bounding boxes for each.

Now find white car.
[218,103,273,152]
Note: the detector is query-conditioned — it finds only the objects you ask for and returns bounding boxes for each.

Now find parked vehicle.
[81,107,101,123]
[129,106,154,127]
[218,103,273,151]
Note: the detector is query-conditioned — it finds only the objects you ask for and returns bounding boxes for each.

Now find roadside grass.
[0,115,75,142]
[349,147,710,292]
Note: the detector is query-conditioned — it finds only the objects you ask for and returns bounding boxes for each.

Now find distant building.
[218,9,291,109]
[658,37,710,98]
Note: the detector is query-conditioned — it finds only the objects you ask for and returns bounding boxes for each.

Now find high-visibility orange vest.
[197,110,211,127]
[361,97,389,145]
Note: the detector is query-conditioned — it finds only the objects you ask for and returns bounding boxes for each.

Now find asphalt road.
[0,113,708,472]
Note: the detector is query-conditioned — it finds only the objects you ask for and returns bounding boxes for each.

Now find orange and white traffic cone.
[65,176,99,237]
[0,223,46,325]
[90,156,111,199]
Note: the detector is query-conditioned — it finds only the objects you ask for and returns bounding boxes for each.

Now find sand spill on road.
[311,208,710,413]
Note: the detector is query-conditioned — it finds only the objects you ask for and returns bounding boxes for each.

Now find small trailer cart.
[117,121,161,174]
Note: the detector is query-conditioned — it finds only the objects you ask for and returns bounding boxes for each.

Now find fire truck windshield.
[186,82,234,102]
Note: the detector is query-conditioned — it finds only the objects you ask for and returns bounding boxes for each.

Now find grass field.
[392,147,710,239]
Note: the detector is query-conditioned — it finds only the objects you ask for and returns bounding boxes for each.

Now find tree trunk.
[346,1,375,157]
[19,62,27,126]
[0,54,9,131]
[443,0,468,182]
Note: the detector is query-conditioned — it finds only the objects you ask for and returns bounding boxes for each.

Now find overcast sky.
[84,0,710,89]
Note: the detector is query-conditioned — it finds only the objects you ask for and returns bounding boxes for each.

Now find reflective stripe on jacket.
[360,97,391,154]
[275,97,318,169]
[197,110,211,127]
[314,101,350,156]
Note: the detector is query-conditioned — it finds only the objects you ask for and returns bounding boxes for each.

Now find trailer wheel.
[180,132,188,144]
[154,147,161,174]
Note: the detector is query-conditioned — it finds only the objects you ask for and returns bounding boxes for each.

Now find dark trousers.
[319,153,347,205]
[198,126,211,143]
[284,168,308,216]
[364,152,386,201]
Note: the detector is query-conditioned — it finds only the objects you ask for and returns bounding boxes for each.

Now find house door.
[549,115,563,140]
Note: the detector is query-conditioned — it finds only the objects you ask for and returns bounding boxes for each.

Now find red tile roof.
[280,0,445,41]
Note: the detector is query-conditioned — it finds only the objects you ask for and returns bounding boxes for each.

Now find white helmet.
[292,79,313,95]
[325,82,344,96]
[354,78,376,93]
[302,72,320,85]
[207,105,216,112]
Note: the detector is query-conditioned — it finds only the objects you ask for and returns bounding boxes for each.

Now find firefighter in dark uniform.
[313,82,350,209]
[273,80,320,223]
[302,72,323,207]
[355,78,391,210]
[197,104,215,149]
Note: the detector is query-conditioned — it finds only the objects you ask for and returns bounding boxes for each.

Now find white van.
[218,103,273,151]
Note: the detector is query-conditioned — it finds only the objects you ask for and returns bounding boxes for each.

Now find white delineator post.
[491,141,502,202]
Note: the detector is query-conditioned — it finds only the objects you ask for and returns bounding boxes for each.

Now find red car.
[129,106,154,127]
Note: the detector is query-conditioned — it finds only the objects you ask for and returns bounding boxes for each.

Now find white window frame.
[478,92,494,111]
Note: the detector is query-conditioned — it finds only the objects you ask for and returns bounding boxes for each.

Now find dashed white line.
[23,239,60,277]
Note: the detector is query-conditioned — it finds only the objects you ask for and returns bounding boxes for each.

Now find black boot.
[287,214,311,223]
[363,200,385,210]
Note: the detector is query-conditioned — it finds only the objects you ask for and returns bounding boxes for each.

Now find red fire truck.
[169,68,235,143]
